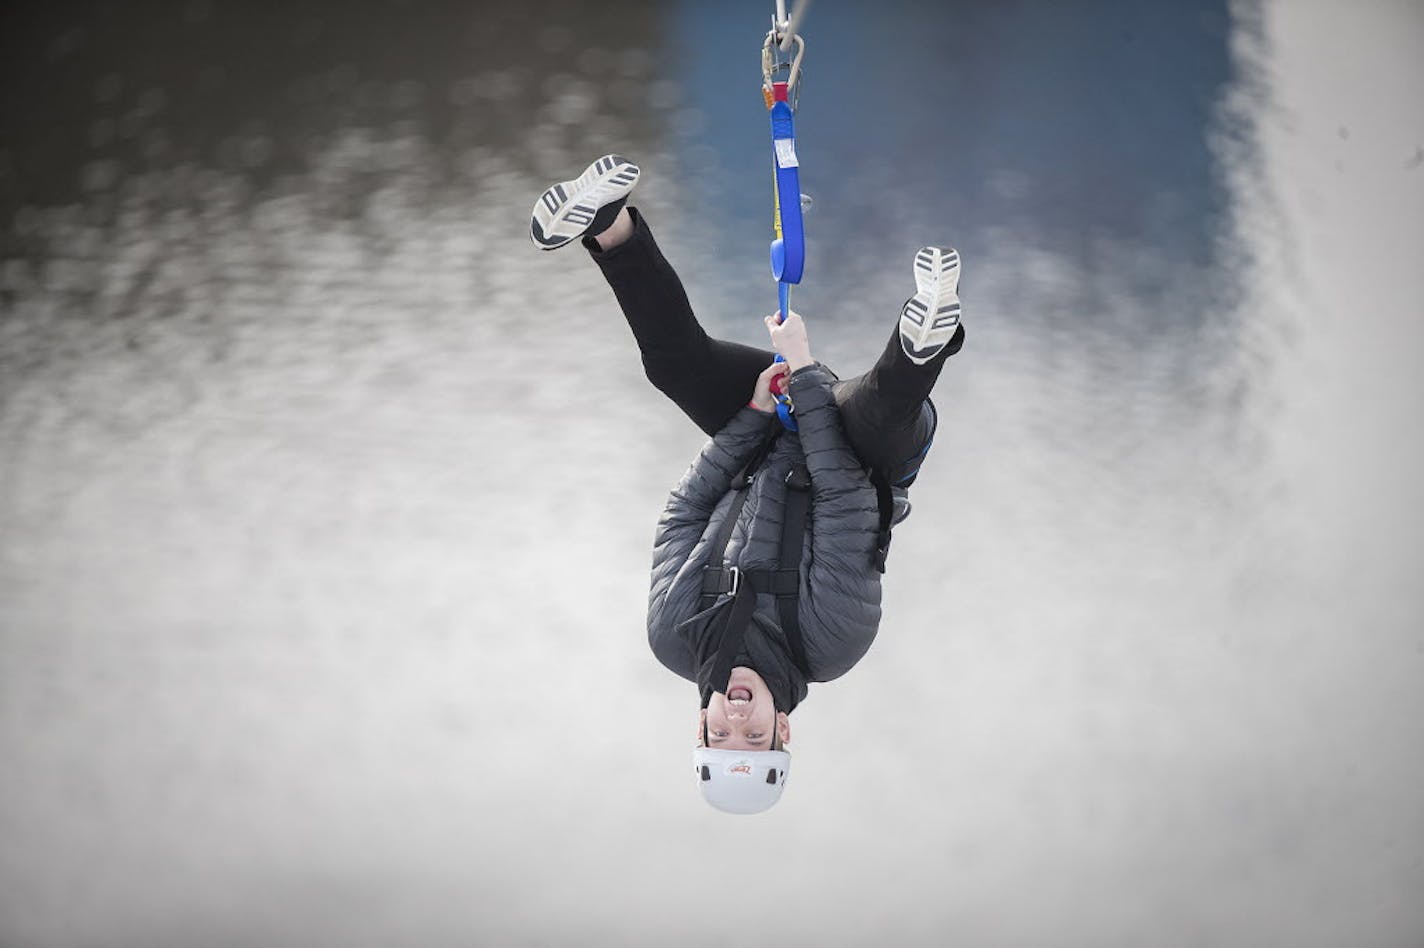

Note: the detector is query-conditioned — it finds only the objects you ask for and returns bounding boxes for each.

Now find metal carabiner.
[761,27,806,109]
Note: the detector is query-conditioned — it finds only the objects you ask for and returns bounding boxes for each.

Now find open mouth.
[728,686,753,703]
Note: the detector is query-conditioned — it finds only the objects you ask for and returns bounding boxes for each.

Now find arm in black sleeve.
[785,364,883,679]
[647,408,776,673]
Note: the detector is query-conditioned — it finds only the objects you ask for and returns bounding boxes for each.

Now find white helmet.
[693,748,791,814]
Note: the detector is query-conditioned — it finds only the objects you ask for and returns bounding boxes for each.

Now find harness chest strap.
[699,450,813,678]
[774,463,811,673]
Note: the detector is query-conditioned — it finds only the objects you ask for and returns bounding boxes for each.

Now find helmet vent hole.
[700,765,711,781]
[766,770,778,785]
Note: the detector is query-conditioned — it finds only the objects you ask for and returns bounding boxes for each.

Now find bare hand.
[763,310,814,371]
[749,360,791,413]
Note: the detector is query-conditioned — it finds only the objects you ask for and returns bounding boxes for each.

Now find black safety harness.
[696,426,896,693]
[699,454,812,679]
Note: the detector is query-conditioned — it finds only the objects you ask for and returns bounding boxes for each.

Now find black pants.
[587,208,963,487]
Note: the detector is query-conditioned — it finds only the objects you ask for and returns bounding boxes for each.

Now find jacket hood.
[687,606,809,714]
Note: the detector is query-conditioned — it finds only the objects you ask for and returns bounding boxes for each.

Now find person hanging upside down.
[530,155,965,814]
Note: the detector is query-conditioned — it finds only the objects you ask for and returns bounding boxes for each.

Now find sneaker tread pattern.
[899,246,962,364]
[530,154,640,250]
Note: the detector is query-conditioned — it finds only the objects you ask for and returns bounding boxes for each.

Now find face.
[696,666,792,751]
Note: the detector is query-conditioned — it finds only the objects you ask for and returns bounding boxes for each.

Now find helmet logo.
[725,759,754,777]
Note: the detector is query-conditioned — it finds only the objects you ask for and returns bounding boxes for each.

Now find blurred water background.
[2,1,1421,946]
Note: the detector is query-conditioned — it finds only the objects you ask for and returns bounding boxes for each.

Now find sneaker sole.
[530,155,640,250]
[899,247,961,364]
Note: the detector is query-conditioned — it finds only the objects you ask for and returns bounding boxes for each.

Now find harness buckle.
[726,566,742,596]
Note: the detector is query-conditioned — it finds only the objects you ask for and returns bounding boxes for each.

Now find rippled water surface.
[2,2,1422,946]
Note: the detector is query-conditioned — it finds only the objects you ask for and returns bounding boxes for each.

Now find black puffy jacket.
[647,363,883,710]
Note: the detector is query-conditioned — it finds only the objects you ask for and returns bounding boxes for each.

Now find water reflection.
[2,1,1422,946]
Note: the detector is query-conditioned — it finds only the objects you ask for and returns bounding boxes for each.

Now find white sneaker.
[530,154,640,251]
[899,247,961,365]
